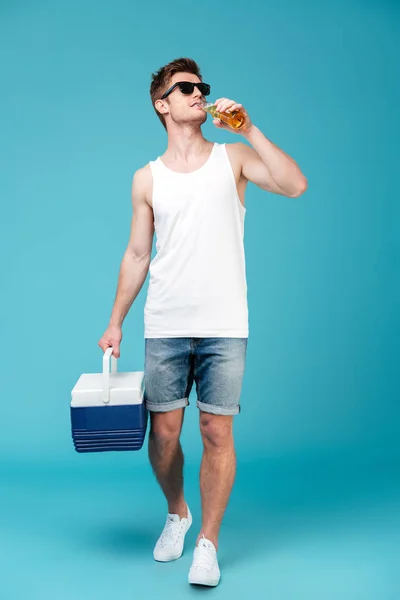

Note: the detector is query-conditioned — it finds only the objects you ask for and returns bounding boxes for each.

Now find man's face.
[161,72,208,128]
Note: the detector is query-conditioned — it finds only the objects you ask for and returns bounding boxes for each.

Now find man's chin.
[173,113,207,127]
[190,113,207,125]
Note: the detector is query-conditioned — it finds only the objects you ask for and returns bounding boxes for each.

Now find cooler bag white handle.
[102,347,118,404]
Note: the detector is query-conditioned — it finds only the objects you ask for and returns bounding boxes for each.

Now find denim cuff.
[196,400,240,416]
[145,397,189,413]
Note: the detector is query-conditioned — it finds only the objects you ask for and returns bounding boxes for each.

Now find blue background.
[0,0,399,598]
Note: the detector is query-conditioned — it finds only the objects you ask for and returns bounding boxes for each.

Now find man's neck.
[164,125,211,161]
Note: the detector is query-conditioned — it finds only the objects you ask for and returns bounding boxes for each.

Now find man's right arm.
[98,166,154,357]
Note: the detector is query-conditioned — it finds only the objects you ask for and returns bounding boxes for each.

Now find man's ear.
[155,99,169,116]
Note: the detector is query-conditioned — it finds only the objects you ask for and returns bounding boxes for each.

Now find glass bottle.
[201,102,246,130]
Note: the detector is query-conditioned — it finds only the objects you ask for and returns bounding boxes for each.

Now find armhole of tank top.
[221,144,246,214]
[148,161,158,215]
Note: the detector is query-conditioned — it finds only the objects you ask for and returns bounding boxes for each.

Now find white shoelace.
[159,516,186,547]
[192,544,216,572]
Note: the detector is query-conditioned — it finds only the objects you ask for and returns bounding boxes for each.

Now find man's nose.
[192,86,202,99]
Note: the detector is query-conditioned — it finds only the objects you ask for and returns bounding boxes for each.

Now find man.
[98,57,307,587]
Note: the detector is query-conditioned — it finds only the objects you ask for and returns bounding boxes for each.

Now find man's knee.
[149,408,184,446]
[199,412,233,448]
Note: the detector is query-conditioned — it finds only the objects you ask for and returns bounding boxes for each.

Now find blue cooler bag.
[70,347,148,453]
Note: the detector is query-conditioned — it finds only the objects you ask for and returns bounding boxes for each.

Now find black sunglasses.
[161,81,211,100]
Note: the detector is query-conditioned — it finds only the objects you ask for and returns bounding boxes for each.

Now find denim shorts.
[144,337,248,416]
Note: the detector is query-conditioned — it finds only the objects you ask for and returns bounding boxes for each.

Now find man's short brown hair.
[150,57,203,130]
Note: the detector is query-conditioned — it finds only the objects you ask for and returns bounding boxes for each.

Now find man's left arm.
[213,98,308,198]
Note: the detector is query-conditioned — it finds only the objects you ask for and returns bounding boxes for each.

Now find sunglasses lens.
[178,82,195,94]
[199,83,210,96]
[177,82,211,96]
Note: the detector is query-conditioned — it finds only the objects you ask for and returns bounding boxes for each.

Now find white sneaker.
[153,504,192,562]
[188,535,221,587]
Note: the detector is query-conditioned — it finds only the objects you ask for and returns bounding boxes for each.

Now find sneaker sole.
[153,511,193,562]
[154,552,183,562]
[188,575,220,587]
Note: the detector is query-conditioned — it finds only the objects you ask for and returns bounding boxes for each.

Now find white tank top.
[144,142,248,338]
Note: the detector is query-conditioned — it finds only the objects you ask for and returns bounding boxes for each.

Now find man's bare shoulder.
[132,163,152,186]
[131,163,153,206]
[225,141,251,159]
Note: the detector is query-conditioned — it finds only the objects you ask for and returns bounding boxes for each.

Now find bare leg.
[148,408,188,518]
[196,412,236,551]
